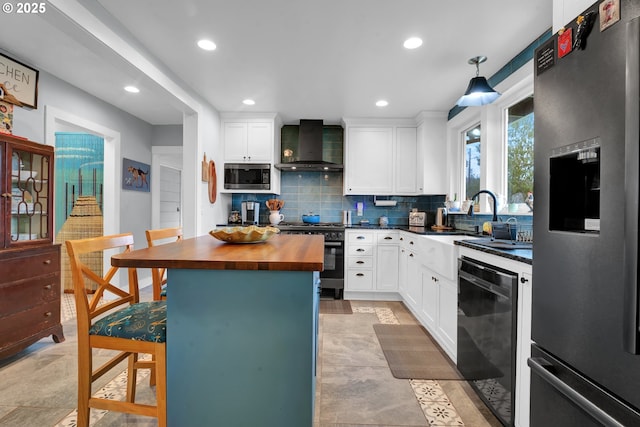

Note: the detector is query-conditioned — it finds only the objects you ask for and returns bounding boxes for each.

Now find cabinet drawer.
[347,245,374,257]
[347,257,373,269]
[1,249,60,283]
[0,300,60,347]
[346,270,374,290]
[377,231,399,244]
[0,273,59,316]
[347,231,374,244]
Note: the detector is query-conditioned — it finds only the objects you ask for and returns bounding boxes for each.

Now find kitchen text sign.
[0,53,39,109]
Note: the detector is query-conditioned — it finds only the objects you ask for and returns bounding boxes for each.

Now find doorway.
[159,165,182,228]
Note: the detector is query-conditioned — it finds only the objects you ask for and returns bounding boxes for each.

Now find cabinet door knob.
[356,260,364,264]
[44,312,52,317]
[520,276,529,284]
[384,236,392,240]
[356,273,364,277]
[400,237,404,241]
[43,259,51,265]
[1,192,11,198]
[409,253,414,257]
[43,284,52,290]
[410,241,414,245]
[356,248,365,252]
[357,236,365,240]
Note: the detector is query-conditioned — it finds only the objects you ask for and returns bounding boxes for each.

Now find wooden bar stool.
[66,233,166,427]
[145,227,183,300]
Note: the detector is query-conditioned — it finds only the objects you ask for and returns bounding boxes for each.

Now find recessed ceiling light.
[124,86,139,93]
[197,39,217,51]
[403,37,423,49]
[242,99,256,105]
[376,100,389,107]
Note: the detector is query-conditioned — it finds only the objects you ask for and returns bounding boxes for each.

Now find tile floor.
[0,292,501,427]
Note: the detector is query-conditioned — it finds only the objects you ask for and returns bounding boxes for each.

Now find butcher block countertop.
[111,234,324,271]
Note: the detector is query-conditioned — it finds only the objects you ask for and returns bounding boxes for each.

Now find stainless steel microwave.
[223,163,271,190]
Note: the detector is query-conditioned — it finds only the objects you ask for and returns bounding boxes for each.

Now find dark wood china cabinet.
[0,134,64,359]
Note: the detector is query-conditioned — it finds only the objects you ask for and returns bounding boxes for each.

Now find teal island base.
[167,269,319,426]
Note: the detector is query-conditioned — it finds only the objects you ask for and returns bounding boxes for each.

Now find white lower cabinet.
[419,265,438,332]
[344,230,401,300]
[436,275,458,358]
[405,248,421,310]
[419,264,458,360]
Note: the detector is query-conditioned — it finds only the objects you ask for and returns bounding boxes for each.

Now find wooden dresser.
[0,134,64,359]
[0,245,64,359]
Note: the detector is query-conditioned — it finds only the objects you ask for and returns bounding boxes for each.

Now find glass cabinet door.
[9,147,51,243]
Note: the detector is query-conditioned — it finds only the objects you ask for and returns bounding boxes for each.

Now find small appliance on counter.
[228,210,242,225]
[342,210,352,226]
[409,210,426,227]
[241,200,260,225]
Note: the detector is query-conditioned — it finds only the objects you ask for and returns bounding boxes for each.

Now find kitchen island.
[111,234,324,427]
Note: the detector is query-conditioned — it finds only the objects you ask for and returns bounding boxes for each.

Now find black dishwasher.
[457,256,518,427]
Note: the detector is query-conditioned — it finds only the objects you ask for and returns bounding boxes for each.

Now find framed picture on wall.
[122,158,150,192]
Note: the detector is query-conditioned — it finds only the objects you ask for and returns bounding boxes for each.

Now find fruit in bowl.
[209,225,280,243]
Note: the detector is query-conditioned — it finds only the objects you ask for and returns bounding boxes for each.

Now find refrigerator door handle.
[623,15,640,355]
[528,357,626,427]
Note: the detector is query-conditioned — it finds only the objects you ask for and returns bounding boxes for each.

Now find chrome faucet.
[468,190,498,222]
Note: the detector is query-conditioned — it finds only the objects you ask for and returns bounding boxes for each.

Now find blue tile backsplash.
[232,171,534,238]
[232,171,445,225]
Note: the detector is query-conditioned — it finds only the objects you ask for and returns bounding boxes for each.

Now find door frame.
[45,105,121,279]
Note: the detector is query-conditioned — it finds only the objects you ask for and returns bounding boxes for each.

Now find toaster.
[409,211,426,227]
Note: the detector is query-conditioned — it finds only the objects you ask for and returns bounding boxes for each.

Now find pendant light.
[456,56,501,106]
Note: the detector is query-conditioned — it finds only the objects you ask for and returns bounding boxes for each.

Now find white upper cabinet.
[343,115,446,196]
[416,112,447,195]
[221,113,280,164]
[395,127,418,194]
[223,121,273,163]
[344,127,394,194]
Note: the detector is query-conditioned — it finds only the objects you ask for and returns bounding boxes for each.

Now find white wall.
[152,125,183,146]
[553,0,594,32]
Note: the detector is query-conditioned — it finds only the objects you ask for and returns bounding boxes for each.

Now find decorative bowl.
[209,225,280,243]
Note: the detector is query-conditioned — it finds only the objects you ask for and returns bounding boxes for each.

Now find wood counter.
[111,233,323,427]
[111,234,324,271]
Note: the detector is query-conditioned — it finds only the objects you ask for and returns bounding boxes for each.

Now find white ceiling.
[0,0,552,125]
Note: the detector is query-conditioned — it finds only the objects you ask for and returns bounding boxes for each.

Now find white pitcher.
[269,210,284,225]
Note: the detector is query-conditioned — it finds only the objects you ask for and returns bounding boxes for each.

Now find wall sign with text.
[0,53,39,109]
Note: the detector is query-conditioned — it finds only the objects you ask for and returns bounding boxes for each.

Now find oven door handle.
[325,242,343,247]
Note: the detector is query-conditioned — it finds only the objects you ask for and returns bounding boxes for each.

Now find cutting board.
[207,160,218,203]
[201,153,209,182]
[208,160,217,203]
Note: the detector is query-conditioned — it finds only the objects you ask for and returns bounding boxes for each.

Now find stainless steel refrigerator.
[531,2,640,425]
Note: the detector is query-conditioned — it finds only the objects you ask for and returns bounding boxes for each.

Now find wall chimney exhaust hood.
[275,120,344,171]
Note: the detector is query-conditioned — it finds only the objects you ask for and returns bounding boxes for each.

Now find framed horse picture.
[122,158,150,192]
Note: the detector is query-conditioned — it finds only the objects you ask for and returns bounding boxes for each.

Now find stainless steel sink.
[470,239,533,250]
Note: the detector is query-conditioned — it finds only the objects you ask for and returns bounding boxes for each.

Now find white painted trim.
[151,146,183,229]
[45,105,121,280]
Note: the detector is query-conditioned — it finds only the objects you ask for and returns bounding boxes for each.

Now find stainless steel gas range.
[276,223,344,299]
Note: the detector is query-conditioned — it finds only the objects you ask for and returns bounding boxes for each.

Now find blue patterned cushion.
[89,301,166,343]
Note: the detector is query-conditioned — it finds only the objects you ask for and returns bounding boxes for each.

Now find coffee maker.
[241,200,260,225]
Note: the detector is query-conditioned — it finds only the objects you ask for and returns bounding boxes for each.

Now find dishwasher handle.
[458,268,511,298]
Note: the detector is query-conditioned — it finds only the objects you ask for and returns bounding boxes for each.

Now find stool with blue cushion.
[66,233,166,427]
[145,227,183,300]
